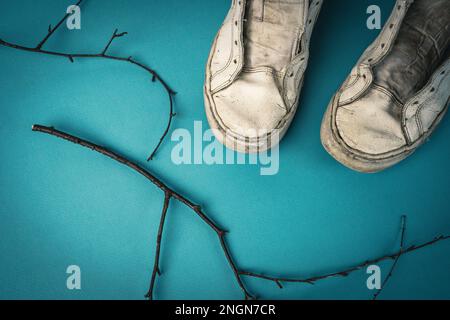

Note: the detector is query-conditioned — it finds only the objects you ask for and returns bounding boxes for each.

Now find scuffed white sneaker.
[204,0,323,153]
[321,0,450,173]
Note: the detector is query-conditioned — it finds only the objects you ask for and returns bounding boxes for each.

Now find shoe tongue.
[373,0,450,104]
[243,0,307,72]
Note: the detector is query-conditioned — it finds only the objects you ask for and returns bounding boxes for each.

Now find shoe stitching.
[210,0,240,77]
[211,0,245,93]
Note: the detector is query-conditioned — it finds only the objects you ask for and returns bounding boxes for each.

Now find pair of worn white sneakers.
[203,0,450,173]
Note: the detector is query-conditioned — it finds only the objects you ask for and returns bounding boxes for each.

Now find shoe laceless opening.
[373,0,450,104]
[243,0,307,72]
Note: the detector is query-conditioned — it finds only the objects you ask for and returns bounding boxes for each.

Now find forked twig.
[373,215,407,300]
[0,0,176,161]
[239,233,449,292]
[32,125,254,300]
[36,0,84,50]
[32,125,450,300]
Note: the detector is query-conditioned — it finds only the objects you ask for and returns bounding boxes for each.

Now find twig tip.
[275,280,283,289]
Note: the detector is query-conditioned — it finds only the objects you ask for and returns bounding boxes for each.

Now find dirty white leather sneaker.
[204,0,323,153]
[321,0,450,173]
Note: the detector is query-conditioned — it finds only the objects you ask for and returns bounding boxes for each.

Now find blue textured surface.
[0,0,449,300]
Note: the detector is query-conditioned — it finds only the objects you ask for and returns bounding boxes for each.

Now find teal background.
[0,0,449,300]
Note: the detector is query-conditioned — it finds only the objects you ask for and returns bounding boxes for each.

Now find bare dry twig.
[239,232,449,294]
[32,125,253,300]
[373,215,407,300]
[0,0,176,161]
[32,125,450,300]
[146,191,171,300]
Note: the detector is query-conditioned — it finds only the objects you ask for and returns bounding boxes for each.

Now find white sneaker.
[204,0,323,153]
[321,0,450,173]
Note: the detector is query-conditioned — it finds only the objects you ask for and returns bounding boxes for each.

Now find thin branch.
[0,1,176,161]
[36,0,84,50]
[31,125,252,300]
[31,125,450,300]
[146,191,171,300]
[147,92,175,161]
[373,215,407,300]
[239,233,450,290]
[102,29,128,56]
